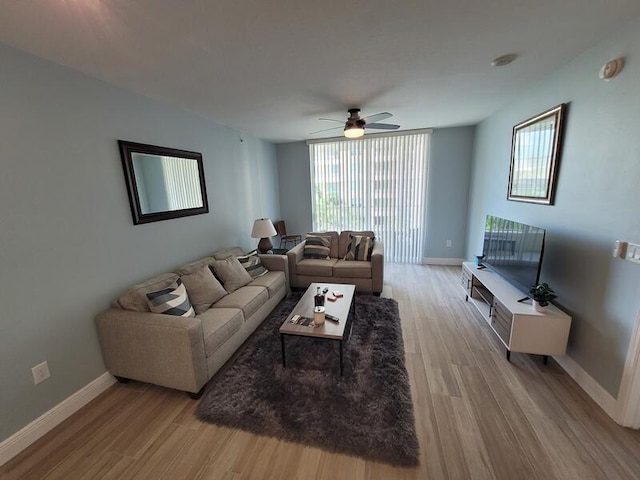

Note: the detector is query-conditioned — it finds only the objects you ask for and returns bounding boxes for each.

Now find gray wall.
[276,128,474,259]
[135,154,170,213]
[465,16,640,396]
[276,142,314,236]
[0,43,279,442]
[424,127,474,259]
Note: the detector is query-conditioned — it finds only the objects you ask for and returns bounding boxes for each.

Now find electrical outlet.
[32,361,50,385]
[446,240,452,247]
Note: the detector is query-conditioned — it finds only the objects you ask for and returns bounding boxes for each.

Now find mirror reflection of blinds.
[514,121,554,197]
[160,156,203,210]
[309,132,430,263]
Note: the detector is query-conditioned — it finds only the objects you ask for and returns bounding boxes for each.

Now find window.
[308,131,430,263]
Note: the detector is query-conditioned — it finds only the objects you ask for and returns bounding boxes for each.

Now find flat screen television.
[482,215,546,295]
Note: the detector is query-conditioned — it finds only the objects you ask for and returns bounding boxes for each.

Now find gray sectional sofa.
[287,230,384,295]
[95,247,288,397]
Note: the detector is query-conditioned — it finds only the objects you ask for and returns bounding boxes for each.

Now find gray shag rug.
[195,293,419,466]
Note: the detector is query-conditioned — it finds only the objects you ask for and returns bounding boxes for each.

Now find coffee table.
[279,283,356,375]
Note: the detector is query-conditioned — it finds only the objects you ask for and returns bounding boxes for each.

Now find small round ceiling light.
[491,54,518,67]
[599,58,624,81]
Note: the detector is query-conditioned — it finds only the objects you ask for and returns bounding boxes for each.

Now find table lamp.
[251,218,277,253]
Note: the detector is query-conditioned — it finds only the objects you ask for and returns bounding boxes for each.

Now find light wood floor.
[2,264,640,480]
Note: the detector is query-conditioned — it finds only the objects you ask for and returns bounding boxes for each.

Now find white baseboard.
[0,372,116,467]
[553,354,618,419]
[422,257,464,266]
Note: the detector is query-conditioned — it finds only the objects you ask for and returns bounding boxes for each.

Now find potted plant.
[529,283,556,312]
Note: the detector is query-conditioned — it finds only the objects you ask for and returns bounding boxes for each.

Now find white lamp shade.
[251,218,277,238]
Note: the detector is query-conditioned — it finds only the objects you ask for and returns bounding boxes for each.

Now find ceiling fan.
[311,108,400,138]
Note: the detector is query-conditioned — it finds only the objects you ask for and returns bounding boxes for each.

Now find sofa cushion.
[334,259,373,279]
[213,247,245,260]
[198,307,244,356]
[296,258,338,277]
[303,235,331,259]
[307,231,339,258]
[145,278,196,317]
[179,264,227,314]
[212,256,253,293]
[248,271,286,297]
[237,250,268,279]
[212,286,269,318]
[344,234,375,261]
[117,272,180,312]
[339,230,375,258]
[176,256,215,275]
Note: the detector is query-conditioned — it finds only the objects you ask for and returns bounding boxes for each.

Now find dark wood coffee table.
[279,283,356,375]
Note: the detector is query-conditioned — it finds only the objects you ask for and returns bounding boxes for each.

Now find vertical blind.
[512,119,555,198]
[309,131,430,263]
[161,156,203,210]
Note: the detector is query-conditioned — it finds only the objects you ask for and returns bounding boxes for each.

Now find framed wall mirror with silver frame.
[118,140,209,225]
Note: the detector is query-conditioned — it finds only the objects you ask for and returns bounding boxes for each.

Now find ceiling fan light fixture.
[344,125,364,138]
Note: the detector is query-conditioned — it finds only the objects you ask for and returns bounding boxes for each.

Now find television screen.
[482,215,546,294]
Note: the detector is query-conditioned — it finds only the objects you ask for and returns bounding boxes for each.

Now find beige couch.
[287,231,383,295]
[95,247,288,397]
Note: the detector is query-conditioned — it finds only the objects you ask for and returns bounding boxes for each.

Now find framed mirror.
[507,104,566,205]
[118,140,209,224]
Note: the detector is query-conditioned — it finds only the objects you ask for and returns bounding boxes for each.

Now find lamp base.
[257,237,273,254]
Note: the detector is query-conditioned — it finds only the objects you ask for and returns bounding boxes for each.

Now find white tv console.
[461,262,571,363]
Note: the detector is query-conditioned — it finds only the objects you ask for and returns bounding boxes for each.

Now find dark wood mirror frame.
[118,140,209,225]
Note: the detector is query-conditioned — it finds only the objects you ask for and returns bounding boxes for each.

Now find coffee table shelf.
[279,283,356,375]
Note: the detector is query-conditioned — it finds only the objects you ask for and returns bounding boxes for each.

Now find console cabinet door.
[491,298,513,345]
[461,267,473,296]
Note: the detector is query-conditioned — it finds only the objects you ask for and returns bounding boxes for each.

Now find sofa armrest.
[258,253,290,291]
[95,309,208,393]
[371,241,384,294]
[287,242,305,288]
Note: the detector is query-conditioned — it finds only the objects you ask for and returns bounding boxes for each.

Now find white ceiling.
[1,1,639,143]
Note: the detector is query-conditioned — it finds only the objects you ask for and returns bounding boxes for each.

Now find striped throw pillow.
[237,250,268,279]
[344,234,374,261]
[304,235,331,259]
[146,278,195,317]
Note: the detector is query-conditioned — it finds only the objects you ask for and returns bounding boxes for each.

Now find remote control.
[325,314,339,323]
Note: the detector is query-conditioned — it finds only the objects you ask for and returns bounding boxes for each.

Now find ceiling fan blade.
[318,117,345,124]
[366,123,400,130]
[362,112,392,124]
[309,125,343,135]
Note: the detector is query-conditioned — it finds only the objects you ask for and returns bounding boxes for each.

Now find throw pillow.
[211,256,253,293]
[344,234,374,261]
[145,278,196,317]
[180,264,227,314]
[304,235,331,259]
[236,250,268,279]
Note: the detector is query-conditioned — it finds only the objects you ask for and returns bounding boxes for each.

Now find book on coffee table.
[289,314,313,327]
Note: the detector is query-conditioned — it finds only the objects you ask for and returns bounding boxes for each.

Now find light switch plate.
[624,242,640,264]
